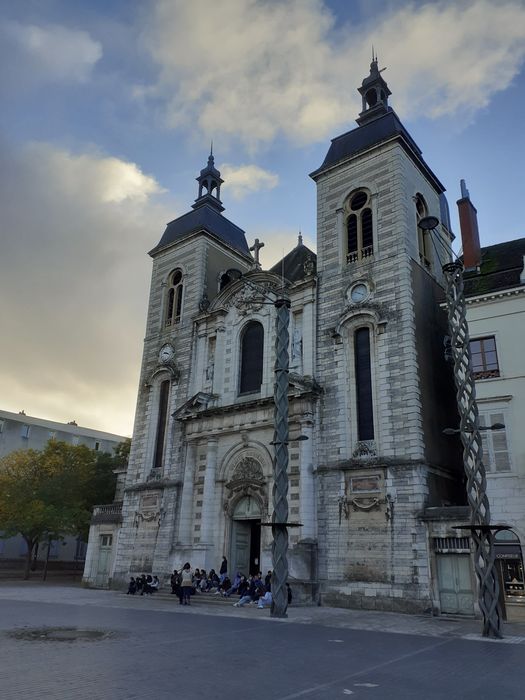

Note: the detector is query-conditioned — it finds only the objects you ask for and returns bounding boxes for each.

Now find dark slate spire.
[149,148,251,258]
[193,145,224,212]
[356,52,392,126]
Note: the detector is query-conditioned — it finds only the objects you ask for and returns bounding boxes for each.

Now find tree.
[0,440,118,579]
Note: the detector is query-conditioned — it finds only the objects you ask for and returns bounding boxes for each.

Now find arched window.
[165,269,184,327]
[346,190,374,263]
[354,327,374,441]
[153,379,170,470]
[219,271,233,291]
[415,194,432,269]
[239,321,264,394]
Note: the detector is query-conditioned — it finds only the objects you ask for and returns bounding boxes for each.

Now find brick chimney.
[457,180,481,270]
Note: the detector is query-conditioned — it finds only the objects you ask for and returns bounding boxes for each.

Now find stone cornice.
[465,286,525,306]
[125,479,181,493]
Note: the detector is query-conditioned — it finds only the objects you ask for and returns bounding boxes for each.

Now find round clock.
[159,344,175,364]
[350,283,369,303]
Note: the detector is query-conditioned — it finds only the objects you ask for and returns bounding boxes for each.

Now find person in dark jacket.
[219,556,228,583]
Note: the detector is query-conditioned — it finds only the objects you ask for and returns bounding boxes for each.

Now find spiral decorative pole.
[442,260,502,638]
[271,296,291,618]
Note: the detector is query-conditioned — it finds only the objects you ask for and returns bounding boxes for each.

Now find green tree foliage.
[0,439,123,578]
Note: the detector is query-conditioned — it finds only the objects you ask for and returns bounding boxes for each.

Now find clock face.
[350,283,368,303]
[159,344,175,364]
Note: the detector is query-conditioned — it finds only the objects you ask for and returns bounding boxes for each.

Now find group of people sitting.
[126,557,293,609]
[170,566,292,609]
[126,574,160,595]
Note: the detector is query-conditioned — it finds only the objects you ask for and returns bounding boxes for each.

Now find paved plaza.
[1,583,525,699]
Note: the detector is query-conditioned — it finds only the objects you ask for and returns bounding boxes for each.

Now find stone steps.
[136,591,237,606]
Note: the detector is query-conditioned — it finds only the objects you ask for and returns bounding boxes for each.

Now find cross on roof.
[250,238,265,265]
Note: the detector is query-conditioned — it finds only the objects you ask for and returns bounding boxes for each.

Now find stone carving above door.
[224,453,268,519]
[231,456,264,483]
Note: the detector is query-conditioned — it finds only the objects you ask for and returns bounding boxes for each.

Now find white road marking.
[354,683,379,688]
[343,691,354,695]
[328,639,344,642]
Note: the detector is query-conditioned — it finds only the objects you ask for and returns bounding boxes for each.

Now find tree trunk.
[23,538,34,580]
[43,538,51,581]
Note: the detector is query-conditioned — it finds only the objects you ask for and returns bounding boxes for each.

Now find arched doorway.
[230,495,261,577]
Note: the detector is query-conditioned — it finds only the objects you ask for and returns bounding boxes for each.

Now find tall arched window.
[415,194,432,269]
[239,321,264,394]
[346,190,373,263]
[165,269,184,327]
[354,327,374,441]
[153,379,170,470]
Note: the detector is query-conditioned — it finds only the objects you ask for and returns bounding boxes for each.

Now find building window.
[100,534,113,548]
[75,537,87,561]
[72,436,80,446]
[470,336,499,379]
[415,194,432,269]
[48,431,56,440]
[20,424,30,439]
[153,380,170,470]
[0,420,4,433]
[239,321,264,394]
[164,269,184,327]
[219,271,234,290]
[94,441,100,451]
[345,190,373,263]
[354,327,374,441]
[480,411,510,472]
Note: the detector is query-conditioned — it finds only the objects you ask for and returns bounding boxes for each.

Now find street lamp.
[226,269,300,618]
[419,216,503,638]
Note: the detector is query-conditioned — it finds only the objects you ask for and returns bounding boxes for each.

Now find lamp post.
[419,216,503,638]
[226,270,299,618]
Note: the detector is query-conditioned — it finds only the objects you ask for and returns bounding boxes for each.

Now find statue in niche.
[205,360,214,382]
[291,327,303,371]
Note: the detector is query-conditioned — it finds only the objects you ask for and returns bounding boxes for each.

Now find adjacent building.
[0,409,126,563]
[463,236,525,599]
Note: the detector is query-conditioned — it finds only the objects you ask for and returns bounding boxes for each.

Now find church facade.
[84,61,471,614]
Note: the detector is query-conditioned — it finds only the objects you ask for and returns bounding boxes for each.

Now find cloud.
[140,0,525,146]
[0,142,175,435]
[1,20,102,85]
[219,164,279,199]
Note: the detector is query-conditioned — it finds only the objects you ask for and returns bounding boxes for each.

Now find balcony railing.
[91,502,123,524]
[346,245,374,264]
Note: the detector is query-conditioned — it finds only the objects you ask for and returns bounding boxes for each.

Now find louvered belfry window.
[354,327,374,441]
[165,269,184,326]
[346,190,373,263]
[239,321,264,394]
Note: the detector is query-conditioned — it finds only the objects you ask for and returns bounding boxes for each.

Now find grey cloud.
[0,141,175,434]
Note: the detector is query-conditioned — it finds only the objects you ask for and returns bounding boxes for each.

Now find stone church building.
[84,60,471,614]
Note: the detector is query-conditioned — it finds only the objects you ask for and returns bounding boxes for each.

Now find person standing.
[180,563,193,605]
[219,556,228,583]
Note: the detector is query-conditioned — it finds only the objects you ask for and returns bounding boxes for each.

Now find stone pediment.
[289,373,322,395]
[172,392,218,419]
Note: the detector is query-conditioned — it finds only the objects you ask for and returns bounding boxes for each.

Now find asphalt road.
[1,597,524,700]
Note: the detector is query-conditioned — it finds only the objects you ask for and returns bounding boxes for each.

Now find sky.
[1,0,524,437]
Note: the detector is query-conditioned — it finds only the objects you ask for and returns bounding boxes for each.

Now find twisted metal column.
[271,296,290,618]
[442,261,502,638]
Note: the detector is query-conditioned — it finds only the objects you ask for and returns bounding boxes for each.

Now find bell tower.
[193,145,224,212]
[310,58,461,613]
[356,52,392,126]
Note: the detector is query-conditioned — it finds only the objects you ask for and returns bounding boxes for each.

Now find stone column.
[299,417,315,539]
[178,441,196,545]
[302,301,314,376]
[201,438,219,546]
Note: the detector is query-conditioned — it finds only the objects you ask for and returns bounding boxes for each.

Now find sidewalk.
[2,580,525,643]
